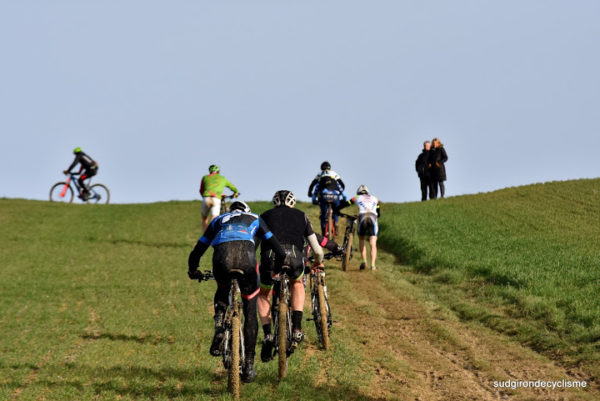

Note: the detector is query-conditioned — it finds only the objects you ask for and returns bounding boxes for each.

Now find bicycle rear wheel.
[317,281,330,349]
[326,205,334,240]
[278,290,289,380]
[342,230,353,272]
[49,182,74,203]
[88,184,110,204]
[229,301,241,399]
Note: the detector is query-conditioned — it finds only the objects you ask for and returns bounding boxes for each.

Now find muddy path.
[326,252,598,401]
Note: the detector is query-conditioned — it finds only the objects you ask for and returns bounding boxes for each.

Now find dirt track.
[328,254,598,401]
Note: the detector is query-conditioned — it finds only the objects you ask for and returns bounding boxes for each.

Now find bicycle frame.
[65,173,100,200]
[220,193,239,215]
[339,213,357,271]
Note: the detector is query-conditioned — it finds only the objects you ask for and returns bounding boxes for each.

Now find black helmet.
[272,190,296,208]
[320,161,331,171]
[209,164,219,173]
[228,200,250,213]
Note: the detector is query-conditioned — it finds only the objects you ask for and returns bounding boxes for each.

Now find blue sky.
[1,1,599,203]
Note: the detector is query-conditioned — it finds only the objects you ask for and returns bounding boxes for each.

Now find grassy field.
[0,200,380,401]
[1,179,599,400]
[378,178,600,373]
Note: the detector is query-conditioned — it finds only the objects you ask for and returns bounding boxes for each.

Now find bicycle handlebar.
[308,252,335,262]
[196,270,215,282]
[221,193,240,199]
[338,212,357,219]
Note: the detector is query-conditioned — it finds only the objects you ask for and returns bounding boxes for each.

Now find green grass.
[2,179,599,399]
[378,178,600,373]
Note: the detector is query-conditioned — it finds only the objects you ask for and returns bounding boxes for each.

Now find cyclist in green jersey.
[200,165,240,230]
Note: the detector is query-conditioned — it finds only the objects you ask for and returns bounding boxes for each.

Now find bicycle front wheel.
[88,184,110,204]
[318,282,330,349]
[229,307,241,399]
[278,294,289,380]
[49,182,74,203]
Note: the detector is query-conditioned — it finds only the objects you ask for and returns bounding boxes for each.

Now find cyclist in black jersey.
[63,147,98,200]
[188,200,286,383]
[257,190,325,362]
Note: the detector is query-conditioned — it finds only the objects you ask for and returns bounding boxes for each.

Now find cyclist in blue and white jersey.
[335,185,381,270]
[188,200,286,383]
[307,161,347,236]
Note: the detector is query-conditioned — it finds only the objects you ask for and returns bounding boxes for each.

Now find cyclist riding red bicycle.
[257,190,325,362]
[188,200,286,383]
[308,161,347,236]
[63,147,98,200]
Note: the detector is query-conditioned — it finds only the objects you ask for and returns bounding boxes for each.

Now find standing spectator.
[429,138,448,199]
[199,165,239,231]
[415,141,432,201]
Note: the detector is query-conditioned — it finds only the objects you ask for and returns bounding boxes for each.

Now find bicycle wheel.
[229,300,241,399]
[317,280,330,349]
[342,230,353,272]
[327,205,334,240]
[88,184,110,204]
[49,182,74,203]
[311,278,323,344]
[278,287,289,380]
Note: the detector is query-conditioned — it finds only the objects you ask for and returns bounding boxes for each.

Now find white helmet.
[356,185,369,195]
[228,200,251,213]
[272,190,296,207]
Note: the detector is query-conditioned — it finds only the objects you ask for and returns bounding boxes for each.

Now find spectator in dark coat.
[429,138,448,198]
[415,141,432,201]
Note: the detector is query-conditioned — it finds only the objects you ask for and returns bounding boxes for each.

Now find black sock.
[262,324,271,336]
[292,311,303,331]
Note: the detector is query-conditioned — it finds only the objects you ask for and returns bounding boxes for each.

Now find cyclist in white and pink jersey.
[335,185,381,270]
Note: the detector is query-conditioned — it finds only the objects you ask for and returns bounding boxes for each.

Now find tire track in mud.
[331,261,598,401]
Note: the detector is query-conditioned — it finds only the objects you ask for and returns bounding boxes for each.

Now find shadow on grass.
[88,237,189,249]
[80,332,174,344]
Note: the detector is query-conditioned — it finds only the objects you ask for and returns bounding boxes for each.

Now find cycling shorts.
[212,242,259,299]
[357,213,378,237]
[259,244,304,290]
[201,196,221,217]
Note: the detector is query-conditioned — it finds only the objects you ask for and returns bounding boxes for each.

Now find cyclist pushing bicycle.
[199,164,240,231]
[257,190,324,363]
[188,200,286,383]
[335,185,381,270]
[308,161,347,237]
[63,147,98,201]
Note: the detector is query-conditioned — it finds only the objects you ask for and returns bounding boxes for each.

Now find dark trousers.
[419,177,430,201]
[430,180,445,199]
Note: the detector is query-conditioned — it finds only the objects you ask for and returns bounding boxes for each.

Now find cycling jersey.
[66,151,98,172]
[259,205,323,286]
[308,170,345,197]
[200,173,239,198]
[260,206,315,252]
[351,194,380,215]
[199,210,272,247]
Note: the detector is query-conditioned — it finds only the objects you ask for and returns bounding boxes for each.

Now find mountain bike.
[308,261,332,349]
[270,265,295,380]
[338,213,357,272]
[220,193,240,215]
[49,172,110,204]
[196,269,245,399]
